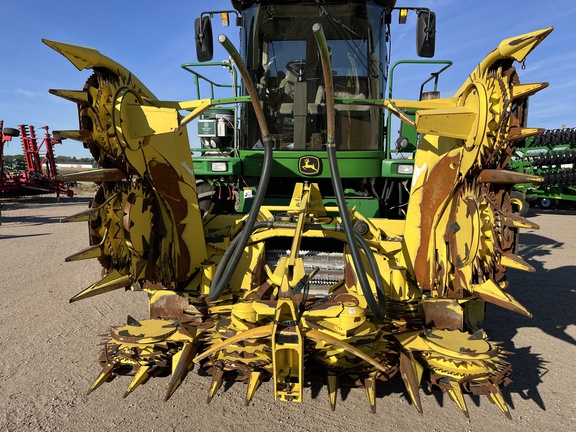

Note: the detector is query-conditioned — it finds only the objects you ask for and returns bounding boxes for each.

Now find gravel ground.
[0,194,574,432]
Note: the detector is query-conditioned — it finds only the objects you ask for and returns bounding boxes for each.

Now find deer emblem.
[299,156,320,175]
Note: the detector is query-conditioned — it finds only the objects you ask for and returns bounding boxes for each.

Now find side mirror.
[416,10,436,58]
[195,16,214,62]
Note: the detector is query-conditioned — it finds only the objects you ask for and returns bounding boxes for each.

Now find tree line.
[3,155,94,164]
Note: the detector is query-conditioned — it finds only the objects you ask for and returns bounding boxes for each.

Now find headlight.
[396,164,414,175]
[211,162,228,172]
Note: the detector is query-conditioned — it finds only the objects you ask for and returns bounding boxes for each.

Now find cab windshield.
[240,2,386,151]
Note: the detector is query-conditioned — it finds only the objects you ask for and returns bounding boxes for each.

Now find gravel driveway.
[1,195,574,432]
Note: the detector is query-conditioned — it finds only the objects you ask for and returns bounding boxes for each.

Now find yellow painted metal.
[500,252,535,272]
[49,89,89,104]
[44,39,208,290]
[286,184,310,269]
[51,130,91,143]
[56,168,125,183]
[70,269,133,303]
[416,106,478,140]
[364,376,377,413]
[207,369,224,402]
[193,323,274,363]
[124,365,150,398]
[111,319,179,344]
[487,386,512,420]
[88,364,113,395]
[399,350,424,413]
[201,261,216,296]
[64,245,101,262]
[327,373,338,410]
[478,169,544,184]
[511,82,548,99]
[470,279,532,317]
[446,380,469,418]
[394,28,552,320]
[49,27,553,417]
[245,371,263,406]
[122,103,180,138]
[165,342,197,401]
[272,298,304,402]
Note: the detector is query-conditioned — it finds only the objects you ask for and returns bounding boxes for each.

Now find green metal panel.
[239,150,383,178]
[237,191,380,217]
[398,111,418,150]
[192,157,241,176]
[381,159,414,178]
[509,133,576,204]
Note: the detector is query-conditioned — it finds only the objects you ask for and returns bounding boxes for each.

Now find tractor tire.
[196,179,215,216]
[2,127,19,137]
[538,197,554,210]
[510,191,529,216]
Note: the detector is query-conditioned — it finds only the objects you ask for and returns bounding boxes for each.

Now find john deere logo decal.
[298,156,321,175]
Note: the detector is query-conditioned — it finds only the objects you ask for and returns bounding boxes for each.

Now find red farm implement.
[1,121,73,198]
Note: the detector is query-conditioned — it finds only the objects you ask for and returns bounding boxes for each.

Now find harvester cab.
[188,1,436,218]
[45,0,553,418]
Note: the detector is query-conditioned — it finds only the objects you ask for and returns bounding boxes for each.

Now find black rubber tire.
[196,179,214,216]
[2,127,19,137]
[510,191,529,216]
[538,197,554,210]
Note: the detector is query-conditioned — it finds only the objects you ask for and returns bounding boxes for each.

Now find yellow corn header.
[46,1,551,419]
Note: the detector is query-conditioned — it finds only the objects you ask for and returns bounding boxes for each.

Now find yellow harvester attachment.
[45,26,551,418]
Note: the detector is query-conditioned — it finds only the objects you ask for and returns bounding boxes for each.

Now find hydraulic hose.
[352,230,387,315]
[313,23,386,319]
[327,144,386,318]
[213,220,386,312]
[209,35,274,301]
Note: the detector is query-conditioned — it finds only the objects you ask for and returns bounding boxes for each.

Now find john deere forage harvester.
[45,0,551,418]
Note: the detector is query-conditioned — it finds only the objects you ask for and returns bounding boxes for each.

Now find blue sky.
[1,0,574,158]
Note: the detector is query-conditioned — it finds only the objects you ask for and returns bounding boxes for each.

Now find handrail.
[386,59,452,154]
[387,59,452,100]
[181,61,238,99]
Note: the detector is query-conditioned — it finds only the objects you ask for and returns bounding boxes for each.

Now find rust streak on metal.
[149,162,191,280]
[413,153,461,290]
